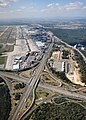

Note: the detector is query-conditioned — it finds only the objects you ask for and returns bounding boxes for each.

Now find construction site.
[48,45,85,86]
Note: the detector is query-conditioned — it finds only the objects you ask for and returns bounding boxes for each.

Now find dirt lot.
[51,51,60,61]
[66,61,85,86]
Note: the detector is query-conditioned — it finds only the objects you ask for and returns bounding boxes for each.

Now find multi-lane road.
[0,31,86,120]
[39,83,86,101]
[0,71,28,83]
[8,38,54,120]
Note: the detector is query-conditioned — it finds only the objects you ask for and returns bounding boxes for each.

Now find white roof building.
[36,41,45,47]
[13,63,19,70]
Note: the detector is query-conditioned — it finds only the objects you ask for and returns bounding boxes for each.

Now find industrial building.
[49,59,70,73]
[13,63,20,70]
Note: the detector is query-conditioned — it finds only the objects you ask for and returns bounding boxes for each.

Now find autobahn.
[0,31,86,120]
[1,68,86,101]
[0,71,28,83]
[8,40,54,120]
[2,70,86,119]
[39,83,86,101]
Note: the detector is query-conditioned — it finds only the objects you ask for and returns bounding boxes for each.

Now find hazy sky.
[0,0,86,19]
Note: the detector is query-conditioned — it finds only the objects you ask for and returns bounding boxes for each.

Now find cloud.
[14,6,26,12]
[47,3,59,8]
[46,2,84,11]
[0,6,39,19]
[83,6,86,9]
[20,6,26,9]
[0,0,17,7]
[64,2,83,10]
[0,1,86,19]
[40,2,86,18]
[41,3,59,12]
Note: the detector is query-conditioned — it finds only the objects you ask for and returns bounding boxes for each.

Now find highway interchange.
[0,32,86,120]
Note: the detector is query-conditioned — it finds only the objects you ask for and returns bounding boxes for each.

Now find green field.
[0,56,7,64]
[0,45,14,53]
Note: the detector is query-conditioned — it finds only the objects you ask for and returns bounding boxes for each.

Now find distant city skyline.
[0,0,86,19]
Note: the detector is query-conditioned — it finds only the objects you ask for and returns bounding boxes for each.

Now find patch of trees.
[81,50,86,57]
[0,77,4,83]
[0,78,11,120]
[14,93,21,100]
[54,97,67,104]
[14,82,26,89]
[53,44,60,51]
[62,50,70,59]
[0,44,3,48]
[28,101,86,120]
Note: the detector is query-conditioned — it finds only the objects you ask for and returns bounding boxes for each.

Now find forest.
[0,77,11,120]
[26,97,86,120]
[48,28,86,44]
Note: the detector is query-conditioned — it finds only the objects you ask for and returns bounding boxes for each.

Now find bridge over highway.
[0,32,86,120]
